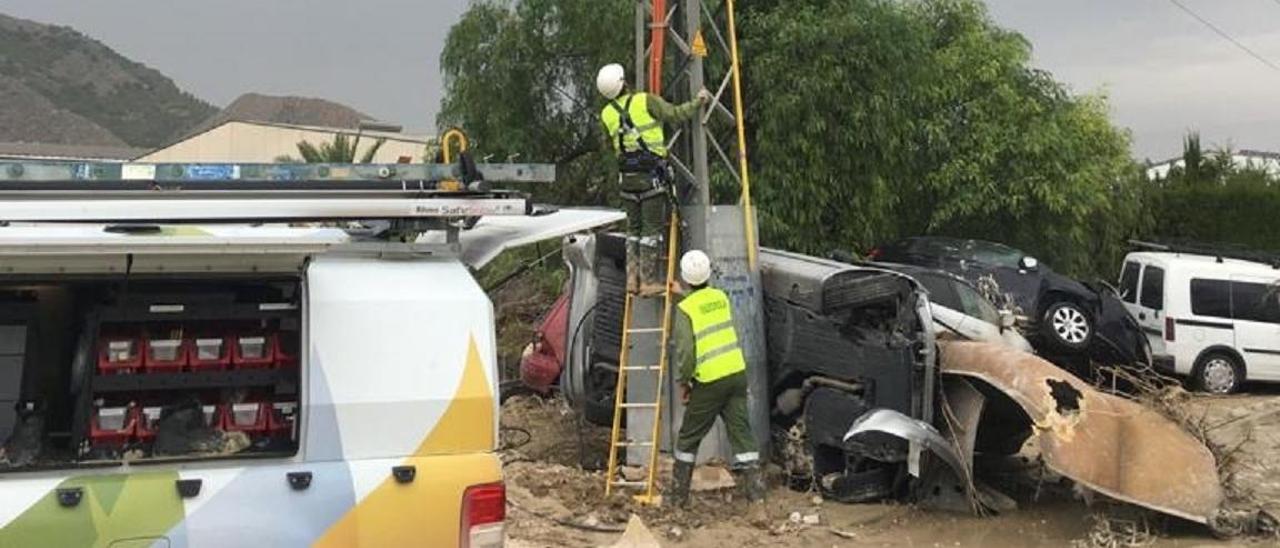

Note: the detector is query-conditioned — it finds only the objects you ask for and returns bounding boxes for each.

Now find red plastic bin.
[268,402,297,440]
[231,334,277,369]
[143,337,188,373]
[89,406,137,449]
[220,402,271,435]
[98,336,143,375]
[190,335,232,371]
[274,336,299,369]
[133,406,164,444]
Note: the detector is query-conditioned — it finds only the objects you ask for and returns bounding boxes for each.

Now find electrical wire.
[1169,0,1280,73]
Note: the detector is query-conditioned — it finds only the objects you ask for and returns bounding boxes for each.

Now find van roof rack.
[0,160,555,239]
[1129,239,1280,269]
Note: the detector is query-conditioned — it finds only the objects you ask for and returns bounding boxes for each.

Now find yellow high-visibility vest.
[678,287,746,383]
[600,93,667,157]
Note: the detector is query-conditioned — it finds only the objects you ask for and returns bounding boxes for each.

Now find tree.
[292,133,386,163]
[437,0,633,206]
[741,0,1143,275]
[439,0,1147,276]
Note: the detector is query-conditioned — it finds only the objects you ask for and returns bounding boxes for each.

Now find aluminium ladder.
[604,212,680,504]
[0,160,553,227]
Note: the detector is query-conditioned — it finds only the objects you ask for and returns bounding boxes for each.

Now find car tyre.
[1040,300,1093,353]
[1193,352,1243,395]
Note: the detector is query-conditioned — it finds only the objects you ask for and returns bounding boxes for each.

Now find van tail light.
[1165,316,1175,342]
[460,482,505,548]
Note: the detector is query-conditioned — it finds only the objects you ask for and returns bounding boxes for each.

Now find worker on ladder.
[668,250,766,515]
[596,63,711,295]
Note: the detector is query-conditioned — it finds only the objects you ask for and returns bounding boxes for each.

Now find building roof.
[0,141,148,161]
[185,93,375,136]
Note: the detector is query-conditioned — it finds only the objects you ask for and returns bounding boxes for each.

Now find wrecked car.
[869,236,1149,368]
[861,261,1033,352]
[759,249,936,502]
[536,237,1231,532]
[540,238,939,501]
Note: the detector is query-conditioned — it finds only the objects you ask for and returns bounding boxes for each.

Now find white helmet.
[596,63,626,99]
[680,250,712,286]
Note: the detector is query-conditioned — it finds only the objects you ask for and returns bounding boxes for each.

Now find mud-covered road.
[500,389,1280,547]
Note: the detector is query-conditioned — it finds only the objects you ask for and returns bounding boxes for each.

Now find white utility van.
[1119,250,1280,393]
[0,160,618,547]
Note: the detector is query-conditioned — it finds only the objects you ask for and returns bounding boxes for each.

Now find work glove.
[696,88,713,106]
[680,383,692,403]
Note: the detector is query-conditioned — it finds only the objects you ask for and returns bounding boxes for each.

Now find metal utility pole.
[625,0,768,466]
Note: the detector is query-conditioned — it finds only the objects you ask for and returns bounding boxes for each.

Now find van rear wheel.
[1194,352,1243,394]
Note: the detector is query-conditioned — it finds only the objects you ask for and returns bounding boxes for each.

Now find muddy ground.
[500,389,1280,547]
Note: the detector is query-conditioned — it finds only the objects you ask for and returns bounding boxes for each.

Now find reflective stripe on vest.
[677,287,746,383]
[600,93,667,157]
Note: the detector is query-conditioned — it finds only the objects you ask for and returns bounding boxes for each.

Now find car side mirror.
[1019,256,1039,271]
[999,309,1016,330]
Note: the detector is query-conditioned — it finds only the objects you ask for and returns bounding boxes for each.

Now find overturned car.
[530,236,1231,530]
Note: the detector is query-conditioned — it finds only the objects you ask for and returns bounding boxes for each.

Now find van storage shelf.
[92,369,297,394]
[96,302,298,323]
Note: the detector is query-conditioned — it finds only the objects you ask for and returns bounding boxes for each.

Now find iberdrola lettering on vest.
[677,287,747,383]
[600,93,668,157]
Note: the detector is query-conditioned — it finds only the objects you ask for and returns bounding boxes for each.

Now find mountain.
[0,13,217,148]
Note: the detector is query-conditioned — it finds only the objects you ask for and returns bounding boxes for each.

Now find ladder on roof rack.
[1129,239,1280,268]
[0,160,554,226]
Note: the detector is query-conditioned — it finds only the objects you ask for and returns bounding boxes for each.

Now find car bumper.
[1152,354,1176,375]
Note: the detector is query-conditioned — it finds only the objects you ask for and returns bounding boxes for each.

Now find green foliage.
[1147,134,1280,251]
[1151,182,1280,253]
[743,0,1143,276]
[438,0,1148,277]
[437,0,633,206]
[294,134,386,163]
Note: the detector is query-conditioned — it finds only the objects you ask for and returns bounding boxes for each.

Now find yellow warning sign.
[691,30,708,58]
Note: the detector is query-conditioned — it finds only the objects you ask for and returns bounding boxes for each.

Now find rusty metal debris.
[938,340,1224,524]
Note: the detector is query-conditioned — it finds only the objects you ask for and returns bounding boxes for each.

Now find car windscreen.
[955,281,1002,324]
[966,240,1024,269]
[1119,262,1140,303]
[912,272,963,311]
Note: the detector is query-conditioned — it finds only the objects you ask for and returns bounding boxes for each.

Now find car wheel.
[1040,300,1093,352]
[1193,352,1243,395]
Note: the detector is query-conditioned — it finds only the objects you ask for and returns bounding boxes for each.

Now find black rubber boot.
[668,460,694,508]
[740,464,769,527]
[741,464,766,503]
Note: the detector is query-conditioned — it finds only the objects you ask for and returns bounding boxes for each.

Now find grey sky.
[1,0,1276,159]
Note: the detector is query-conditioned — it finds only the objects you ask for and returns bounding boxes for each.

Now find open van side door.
[1122,261,1166,357]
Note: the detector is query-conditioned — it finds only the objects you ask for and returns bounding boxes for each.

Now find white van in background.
[1119,249,1280,394]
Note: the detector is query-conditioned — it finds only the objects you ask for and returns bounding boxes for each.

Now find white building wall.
[137,122,431,163]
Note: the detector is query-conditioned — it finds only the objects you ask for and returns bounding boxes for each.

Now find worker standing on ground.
[668,250,765,514]
[596,63,712,295]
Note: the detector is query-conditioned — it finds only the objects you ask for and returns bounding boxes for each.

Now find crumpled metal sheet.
[938,340,1224,524]
[843,408,966,477]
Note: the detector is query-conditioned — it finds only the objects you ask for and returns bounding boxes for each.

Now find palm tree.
[294,133,386,163]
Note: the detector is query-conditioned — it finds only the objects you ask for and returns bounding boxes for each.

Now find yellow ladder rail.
[604,211,680,504]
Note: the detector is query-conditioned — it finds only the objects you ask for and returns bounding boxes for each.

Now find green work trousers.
[620,171,670,285]
[674,371,758,466]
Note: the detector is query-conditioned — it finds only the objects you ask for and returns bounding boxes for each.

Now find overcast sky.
[1,0,1277,159]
